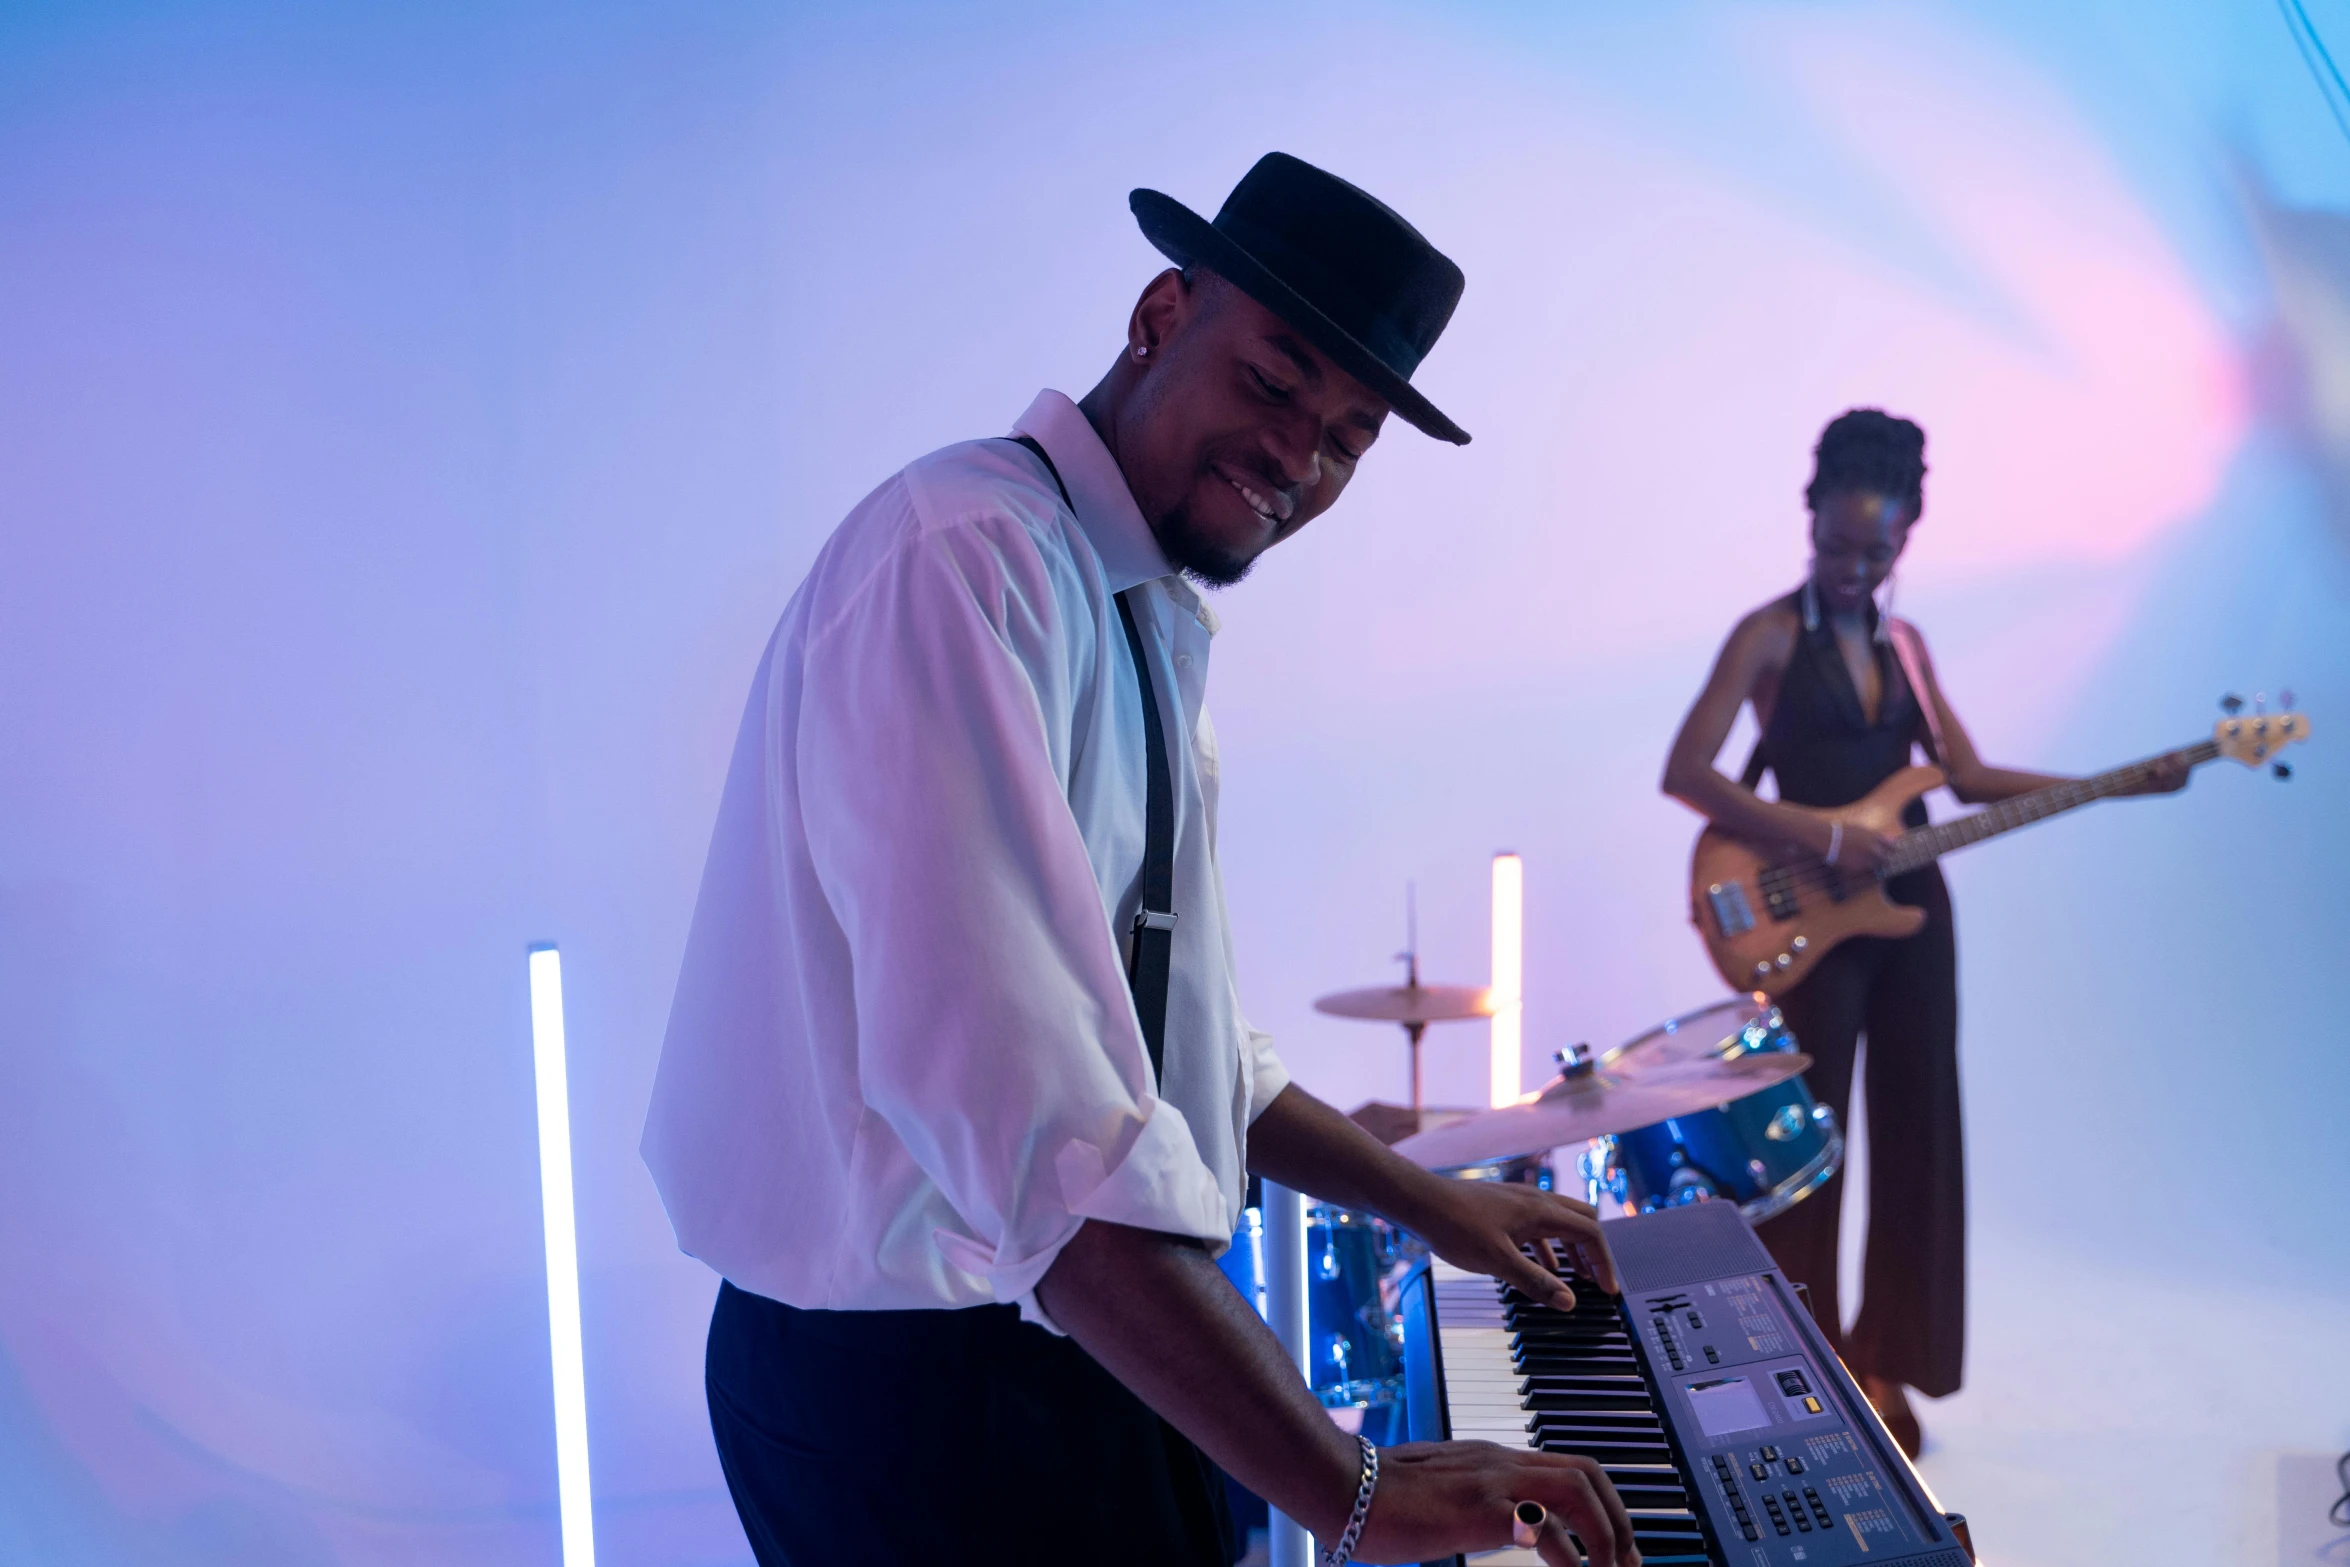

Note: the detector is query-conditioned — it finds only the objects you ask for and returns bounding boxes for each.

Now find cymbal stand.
[1399,886,1425,1113]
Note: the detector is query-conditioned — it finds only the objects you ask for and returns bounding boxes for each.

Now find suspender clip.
[1133,909,1178,933]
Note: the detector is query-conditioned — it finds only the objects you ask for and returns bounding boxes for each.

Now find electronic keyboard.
[1399,1200,1974,1566]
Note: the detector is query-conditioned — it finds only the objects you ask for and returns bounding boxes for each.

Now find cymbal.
[1344,1101,1484,1147]
[1313,983,1495,1025]
[1391,1051,1813,1171]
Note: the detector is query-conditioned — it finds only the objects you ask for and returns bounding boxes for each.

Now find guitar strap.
[1006,434,1175,1087]
[1885,617,1947,766]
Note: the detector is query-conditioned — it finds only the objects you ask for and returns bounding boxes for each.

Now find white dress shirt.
[643,390,1289,1322]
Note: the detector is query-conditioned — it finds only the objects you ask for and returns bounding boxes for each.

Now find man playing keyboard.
[643,153,1638,1567]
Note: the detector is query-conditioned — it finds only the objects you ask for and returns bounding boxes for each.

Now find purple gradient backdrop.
[2,3,2346,1563]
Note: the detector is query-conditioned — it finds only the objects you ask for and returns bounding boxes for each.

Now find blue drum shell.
[1305,1209,1404,1400]
[1613,1081,1839,1221]
[1218,1206,1406,1411]
[1613,1120,1706,1209]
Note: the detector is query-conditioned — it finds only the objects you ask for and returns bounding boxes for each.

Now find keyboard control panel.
[1409,1200,1972,1567]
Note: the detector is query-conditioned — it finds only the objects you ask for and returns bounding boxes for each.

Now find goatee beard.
[1149,501,1256,589]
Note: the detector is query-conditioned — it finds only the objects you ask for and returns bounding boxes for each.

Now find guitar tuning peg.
[2282,688,2295,709]
[2274,761,2293,781]
[2255,691,2267,714]
[2220,693,2243,714]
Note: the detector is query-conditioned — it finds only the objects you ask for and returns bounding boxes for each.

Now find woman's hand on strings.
[1818,817,1895,874]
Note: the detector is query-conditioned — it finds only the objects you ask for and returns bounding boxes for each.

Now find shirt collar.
[1012,390,1174,598]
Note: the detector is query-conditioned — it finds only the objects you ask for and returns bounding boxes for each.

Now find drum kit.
[1226,962,1849,1440]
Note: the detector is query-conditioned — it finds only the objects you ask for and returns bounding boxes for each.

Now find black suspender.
[1006,435,1177,1085]
[1112,592,1177,1085]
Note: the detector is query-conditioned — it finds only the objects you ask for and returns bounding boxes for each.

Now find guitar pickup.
[1705,881,1756,938]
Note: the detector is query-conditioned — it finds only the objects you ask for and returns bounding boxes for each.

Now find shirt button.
[1175,653,1194,668]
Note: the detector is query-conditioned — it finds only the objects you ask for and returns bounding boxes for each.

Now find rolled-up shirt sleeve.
[1244,1026,1291,1123]
[797,507,1230,1312]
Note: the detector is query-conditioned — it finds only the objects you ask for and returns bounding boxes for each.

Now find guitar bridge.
[1704,880,1756,938]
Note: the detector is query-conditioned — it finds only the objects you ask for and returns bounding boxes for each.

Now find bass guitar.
[1691,704,2310,995]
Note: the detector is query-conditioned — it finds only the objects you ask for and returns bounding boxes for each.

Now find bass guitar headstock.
[2214,692,2311,778]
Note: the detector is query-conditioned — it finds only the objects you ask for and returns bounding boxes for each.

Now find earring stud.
[1134,344,1149,358]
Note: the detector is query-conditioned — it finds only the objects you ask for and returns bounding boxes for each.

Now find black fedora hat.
[1130,153,1470,445]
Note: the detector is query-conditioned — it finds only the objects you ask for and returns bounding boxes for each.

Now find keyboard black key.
[1527,1410,1668,1431]
[1535,1437,1679,1467]
[1519,1377,1652,1398]
[1525,1389,1661,1412]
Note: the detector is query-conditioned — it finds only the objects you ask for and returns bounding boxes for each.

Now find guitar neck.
[1882,740,2217,876]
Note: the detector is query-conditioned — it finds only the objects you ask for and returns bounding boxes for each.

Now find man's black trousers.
[706,1280,1239,1566]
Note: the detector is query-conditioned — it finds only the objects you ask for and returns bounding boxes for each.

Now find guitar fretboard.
[1882,740,2217,877]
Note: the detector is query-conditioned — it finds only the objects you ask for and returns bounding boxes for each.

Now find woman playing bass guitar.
[1660,408,2185,1455]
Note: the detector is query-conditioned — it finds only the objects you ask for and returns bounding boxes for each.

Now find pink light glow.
[1752,6,2248,576]
[1258,7,2250,713]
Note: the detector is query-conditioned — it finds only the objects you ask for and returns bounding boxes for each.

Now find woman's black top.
[1753,589,1932,827]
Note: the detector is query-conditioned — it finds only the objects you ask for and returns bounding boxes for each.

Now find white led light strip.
[528,945,597,1567]
[1490,853,1523,1109]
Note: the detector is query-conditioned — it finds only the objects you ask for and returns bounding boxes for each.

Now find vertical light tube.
[1490,852,1524,1108]
[528,945,597,1567]
[1262,1182,1315,1567]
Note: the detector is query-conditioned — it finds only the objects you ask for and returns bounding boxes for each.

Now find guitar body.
[1684,708,2307,996]
[1689,765,1943,996]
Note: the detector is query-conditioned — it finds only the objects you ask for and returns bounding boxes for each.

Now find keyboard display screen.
[1684,1376,1771,1436]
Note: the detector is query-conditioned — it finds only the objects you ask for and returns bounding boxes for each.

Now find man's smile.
[1212,461,1294,524]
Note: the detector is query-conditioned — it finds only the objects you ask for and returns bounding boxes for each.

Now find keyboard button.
[1785,1455,1804,1473]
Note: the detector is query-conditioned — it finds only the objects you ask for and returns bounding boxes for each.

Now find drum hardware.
[1313,887,1494,1115]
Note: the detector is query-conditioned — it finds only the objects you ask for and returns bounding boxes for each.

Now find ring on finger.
[1511,1500,1547,1548]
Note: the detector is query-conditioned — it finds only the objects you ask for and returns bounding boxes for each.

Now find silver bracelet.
[1321,1435,1378,1567]
[1825,821,1844,866]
